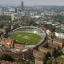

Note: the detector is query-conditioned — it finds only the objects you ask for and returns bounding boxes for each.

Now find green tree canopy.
[0,15,11,20]
[46,60,52,64]
[0,54,14,61]
[52,15,64,23]
[46,52,51,60]
[53,48,63,58]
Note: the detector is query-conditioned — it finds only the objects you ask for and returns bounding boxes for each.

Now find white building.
[55,25,64,39]
[11,14,14,21]
[55,32,64,38]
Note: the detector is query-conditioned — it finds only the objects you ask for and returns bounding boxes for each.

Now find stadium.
[8,26,46,49]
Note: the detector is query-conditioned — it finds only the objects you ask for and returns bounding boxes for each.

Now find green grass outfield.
[9,32,41,45]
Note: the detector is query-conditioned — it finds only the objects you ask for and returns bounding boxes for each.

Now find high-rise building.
[21,1,24,11]
[11,14,14,21]
[0,7,3,15]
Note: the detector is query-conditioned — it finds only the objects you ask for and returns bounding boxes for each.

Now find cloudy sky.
[0,0,64,6]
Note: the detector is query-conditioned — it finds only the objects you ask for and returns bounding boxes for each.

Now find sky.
[0,0,64,6]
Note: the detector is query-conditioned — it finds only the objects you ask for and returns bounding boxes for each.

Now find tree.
[0,54,14,61]
[0,15,11,20]
[46,52,51,60]
[0,24,3,28]
[53,48,63,58]
[52,15,64,23]
[46,60,52,64]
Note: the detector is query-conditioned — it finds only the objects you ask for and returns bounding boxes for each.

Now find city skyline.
[0,0,64,6]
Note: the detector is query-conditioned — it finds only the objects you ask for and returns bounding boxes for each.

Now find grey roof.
[55,28,64,33]
[0,45,10,52]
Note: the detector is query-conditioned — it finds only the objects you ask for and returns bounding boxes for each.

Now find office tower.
[21,1,24,11]
[0,8,3,15]
[11,14,14,21]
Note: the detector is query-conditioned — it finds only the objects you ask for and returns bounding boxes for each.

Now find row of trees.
[44,48,63,64]
[0,15,11,20]
[0,54,14,61]
[20,16,37,26]
[52,15,64,23]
